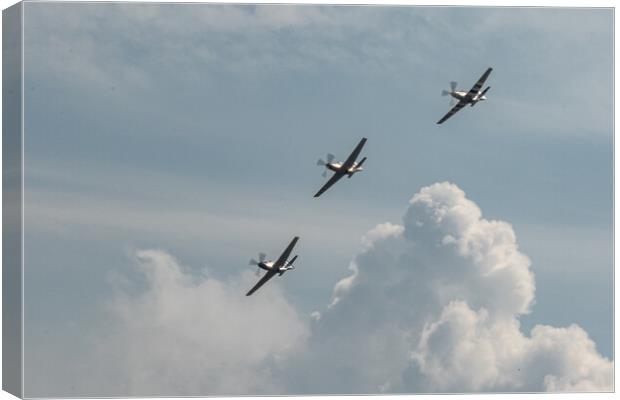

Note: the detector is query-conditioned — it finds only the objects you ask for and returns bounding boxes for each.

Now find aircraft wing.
[341,137,368,171]
[436,100,467,124]
[313,170,345,197]
[465,67,493,99]
[246,270,277,296]
[274,236,299,268]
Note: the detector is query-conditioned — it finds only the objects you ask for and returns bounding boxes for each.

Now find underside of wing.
[246,270,277,296]
[341,137,368,170]
[314,171,345,197]
[466,67,493,99]
[437,101,467,124]
[274,236,299,268]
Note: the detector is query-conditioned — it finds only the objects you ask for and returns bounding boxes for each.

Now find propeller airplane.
[437,67,493,124]
[314,137,368,198]
[246,236,300,296]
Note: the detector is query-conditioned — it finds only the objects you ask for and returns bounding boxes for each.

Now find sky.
[19,3,612,397]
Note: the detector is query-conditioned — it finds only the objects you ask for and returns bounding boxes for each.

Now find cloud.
[289,182,611,393]
[405,182,535,318]
[24,4,401,89]
[27,182,611,396]
[25,4,611,142]
[410,302,613,392]
[93,249,309,396]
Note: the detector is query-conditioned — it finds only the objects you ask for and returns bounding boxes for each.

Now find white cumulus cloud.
[287,182,612,394]
[95,249,309,396]
[65,182,610,396]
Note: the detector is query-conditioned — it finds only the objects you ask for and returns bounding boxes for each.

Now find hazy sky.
[21,3,612,396]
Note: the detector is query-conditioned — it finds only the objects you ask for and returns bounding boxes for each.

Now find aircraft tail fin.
[287,255,298,267]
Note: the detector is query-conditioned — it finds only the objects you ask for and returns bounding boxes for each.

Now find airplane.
[314,137,367,198]
[246,236,299,296]
[437,67,493,124]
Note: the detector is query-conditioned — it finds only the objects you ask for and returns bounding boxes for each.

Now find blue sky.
[21,3,612,396]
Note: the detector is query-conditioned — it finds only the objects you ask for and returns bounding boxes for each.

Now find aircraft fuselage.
[257,261,293,273]
[450,90,487,104]
[326,162,363,175]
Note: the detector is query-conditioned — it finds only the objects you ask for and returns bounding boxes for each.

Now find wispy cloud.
[25,4,612,139]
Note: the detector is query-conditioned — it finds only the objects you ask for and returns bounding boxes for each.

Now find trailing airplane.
[437,67,493,124]
[246,236,299,296]
[314,137,367,198]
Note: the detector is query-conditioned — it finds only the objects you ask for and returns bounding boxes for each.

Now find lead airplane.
[314,137,367,198]
[246,236,299,296]
[437,67,493,124]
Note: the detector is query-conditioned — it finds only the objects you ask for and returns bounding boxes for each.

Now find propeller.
[250,252,267,276]
[442,81,458,106]
[249,252,266,266]
[317,153,335,166]
[317,153,335,178]
[480,86,491,96]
